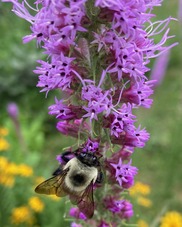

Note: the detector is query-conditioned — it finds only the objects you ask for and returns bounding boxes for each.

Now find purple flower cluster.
[110,159,138,188]
[5,0,177,226]
[104,196,133,219]
[69,208,87,220]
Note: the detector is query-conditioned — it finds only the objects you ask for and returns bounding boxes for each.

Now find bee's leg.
[96,171,103,183]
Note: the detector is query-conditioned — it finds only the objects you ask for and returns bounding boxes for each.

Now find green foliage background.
[0,0,182,226]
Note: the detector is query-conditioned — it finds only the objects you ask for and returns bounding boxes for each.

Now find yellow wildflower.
[49,195,61,201]
[130,181,151,196]
[0,156,33,188]
[137,219,149,227]
[28,196,44,213]
[1,161,33,177]
[0,156,9,169]
[16,164,33,177]
[1,159,17,175]
[35,176,46,185]
[6,162,20,175]
[0,157,14,187]
[0,174,14,187]
[160,211,182,227]
[0,138,10,151]
[137,196,152,208]
[11,206,34,225]
[0,127,9,136]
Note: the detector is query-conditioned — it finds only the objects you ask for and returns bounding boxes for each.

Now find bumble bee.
[35,150,103,218]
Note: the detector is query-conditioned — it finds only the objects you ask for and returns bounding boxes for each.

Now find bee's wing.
[35,168,69,197]
[69,181,94,219]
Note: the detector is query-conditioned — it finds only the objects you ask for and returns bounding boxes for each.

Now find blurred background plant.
[0,0,182,226]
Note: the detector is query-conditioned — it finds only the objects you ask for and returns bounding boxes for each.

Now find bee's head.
[77,152,99,167]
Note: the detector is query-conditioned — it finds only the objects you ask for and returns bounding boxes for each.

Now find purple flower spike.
[104,196,133,219]
[5,0,177,225]
[110,159,138,188]
[98,221,116,227]
[119,200,134,219]
[82,138,100,153]
[71,223,83,227]
[69,207,87,220]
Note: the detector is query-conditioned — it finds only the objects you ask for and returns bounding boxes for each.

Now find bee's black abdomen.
[71,174,86,186]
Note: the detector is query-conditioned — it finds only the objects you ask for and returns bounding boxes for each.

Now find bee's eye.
[93,156,96,161]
